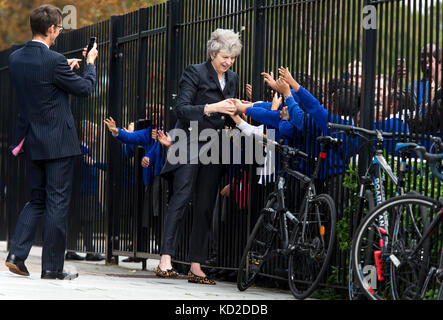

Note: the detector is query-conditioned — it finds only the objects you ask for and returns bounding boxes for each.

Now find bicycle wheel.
[349,190,375,300]
[390,193,431,300]
[352,194,439,300]
[237,196,278,291]
[438,280,443,300]
[288,193,337,299]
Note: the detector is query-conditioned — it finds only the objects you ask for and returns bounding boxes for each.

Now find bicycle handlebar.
[328,122,443,180]
[255,134,309,159]
[327,122,393,138]
[316,135,343,147]
[256,134,342,160]
[395,142,443,181]
[327,123,443,146]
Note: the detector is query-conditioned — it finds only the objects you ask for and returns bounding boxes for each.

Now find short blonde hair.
[207,28,242,60]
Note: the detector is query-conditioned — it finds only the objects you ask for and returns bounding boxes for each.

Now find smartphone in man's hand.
[86,37,97,55]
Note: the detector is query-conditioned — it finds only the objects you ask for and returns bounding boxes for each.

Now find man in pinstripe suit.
[5,5,98,280]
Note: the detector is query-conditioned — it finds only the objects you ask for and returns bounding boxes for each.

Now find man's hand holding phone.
[82,38,98,65]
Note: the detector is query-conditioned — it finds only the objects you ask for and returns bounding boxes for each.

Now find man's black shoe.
[5,253,30,277]
[85,253,105,261]
[65,251,85,261]
[41,270,79,280]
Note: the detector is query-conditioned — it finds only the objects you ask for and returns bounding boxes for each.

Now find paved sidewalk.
[0,242,294,300]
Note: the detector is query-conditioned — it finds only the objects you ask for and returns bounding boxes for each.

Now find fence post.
[132,7,149,263]
[359,0,377,178]
[136,8,149,121]
[105,14,124,264]
[165,0,181,130]
[252,0,266,101]
[4,45,20,251]
[0,47,12,248]
[247,0,266,239]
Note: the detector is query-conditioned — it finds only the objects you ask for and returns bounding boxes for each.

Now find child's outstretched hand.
[280,106,290,121]
[279,67,300,91]
[104,117,118,135]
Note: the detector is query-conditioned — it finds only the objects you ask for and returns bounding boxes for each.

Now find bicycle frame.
[273,155,312,252]
[407,207,443,261]
[272,140,331,253]
[330,125,424,298]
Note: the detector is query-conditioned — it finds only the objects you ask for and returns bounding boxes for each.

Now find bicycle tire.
[390,192,431,300]
[237,196,278,291]
[287,193,337,299]
[349,190,375,300]
[352,194,439,300]
[438,281,443,300]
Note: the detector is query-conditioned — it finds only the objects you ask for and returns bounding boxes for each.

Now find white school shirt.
[235,119,276,185]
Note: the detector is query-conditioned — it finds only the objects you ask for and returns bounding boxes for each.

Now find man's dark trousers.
[9,156,75,271]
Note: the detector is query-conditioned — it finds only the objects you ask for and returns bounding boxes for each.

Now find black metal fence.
[0,0,441,290]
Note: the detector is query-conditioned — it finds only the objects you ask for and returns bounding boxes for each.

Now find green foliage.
[310,266,347,300]
[424,288,438,300]
[340,155,442,255]
[337,164,359,252]
[386,155,441,198]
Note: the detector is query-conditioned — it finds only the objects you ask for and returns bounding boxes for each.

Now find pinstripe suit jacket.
[8,41,96,160]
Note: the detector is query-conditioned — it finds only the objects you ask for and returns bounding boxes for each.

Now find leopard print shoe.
[155,266,179,278]
[187,271,216,285]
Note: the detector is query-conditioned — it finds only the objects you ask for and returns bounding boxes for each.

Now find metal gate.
[0,0,441,290]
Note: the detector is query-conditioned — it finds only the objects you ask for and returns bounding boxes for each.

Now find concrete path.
[0,242,294,300]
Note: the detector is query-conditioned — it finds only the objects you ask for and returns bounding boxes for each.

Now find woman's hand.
[205,99,237,116]
[279,67,299,91]
[104,117,118,135]
[229,98,253,114]
[271,92,282,111]
[141,156,150,168]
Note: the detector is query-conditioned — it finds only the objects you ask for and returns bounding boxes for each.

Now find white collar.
[31,39,49,49]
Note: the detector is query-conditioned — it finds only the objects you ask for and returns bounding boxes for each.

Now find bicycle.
[236,135,338,299]
[351,138,443,300]
[327,122,431,300]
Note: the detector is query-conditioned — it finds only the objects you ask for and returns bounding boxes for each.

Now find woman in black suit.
[157,29,242,284]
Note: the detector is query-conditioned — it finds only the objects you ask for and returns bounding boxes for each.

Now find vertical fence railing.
[106,14,125,261]
[369,0,442,279]
[0,44,29,250]
[0,0,441,290]
[0,47,16,244]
